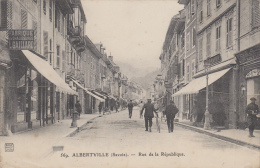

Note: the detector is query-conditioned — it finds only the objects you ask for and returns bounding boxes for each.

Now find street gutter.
[175,122,260,151]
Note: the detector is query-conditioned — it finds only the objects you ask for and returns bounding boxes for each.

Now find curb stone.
[175,122,260,151]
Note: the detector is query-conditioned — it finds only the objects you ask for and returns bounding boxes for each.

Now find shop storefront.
[173,59,237,129]
[236,44,260,129]
[5,50,77,133]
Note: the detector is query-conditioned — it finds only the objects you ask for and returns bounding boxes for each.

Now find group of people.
[127,99,179,133]
[75,95,259,137]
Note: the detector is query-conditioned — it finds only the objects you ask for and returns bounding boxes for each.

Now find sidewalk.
[175,118,260,150]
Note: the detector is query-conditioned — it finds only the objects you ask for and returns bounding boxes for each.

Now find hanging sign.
[8,30,34,50]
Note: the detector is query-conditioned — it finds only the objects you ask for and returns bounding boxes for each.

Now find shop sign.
[246,69,260,79]
[8,30,34,50]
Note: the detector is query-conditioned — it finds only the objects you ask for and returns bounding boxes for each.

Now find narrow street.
[44,107,260,168]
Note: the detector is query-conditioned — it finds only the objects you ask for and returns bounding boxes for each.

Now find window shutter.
[62,50,65,71]
[252,0,260,28]
[43,31,48,59]
[33,20,37,51]
[21,9,27,29]
[191,0,195,14]
[0,0,7,29]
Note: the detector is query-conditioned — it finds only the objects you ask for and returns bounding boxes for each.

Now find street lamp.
[204,58,211,130]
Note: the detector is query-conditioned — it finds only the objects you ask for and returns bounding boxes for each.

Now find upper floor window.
[206,32,211,57]
[55,6,60,32]
[43,0,46,15]
[216,25,221,52]
[191,60,195,77]
[252,0,260,29]
[198,37,203,61]
[21,9,28,29]
[192,28,196,47]
[187,4,190,21]
[49,0,52,22]
[216,0,221,8]
[207,0,211,17]
[198,0,203,23]
[181,32,185,49]
[186,32,190,51]
[226,17,233,48]
[43,31,48,59]
[186,63,190,82]
[191,0,195,15]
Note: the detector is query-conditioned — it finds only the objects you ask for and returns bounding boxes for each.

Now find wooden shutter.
[21,9,27,29]
[252,0,260,28]
[43,31,48,59]
[0,0,7,29]
[33,20,37,51]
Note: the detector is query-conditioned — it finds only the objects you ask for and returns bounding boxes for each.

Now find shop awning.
[109,95,117,100]
[71,79,105,102]
[22,50,77,95]
[173,68,231,96]
[92,90,107,99]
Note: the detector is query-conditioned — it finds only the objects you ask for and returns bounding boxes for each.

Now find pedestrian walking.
[141,99,157,132]
[98,102,103,114]
[75,100,82,119]
[245,97,259,137]
[165,100,179,133]
[128,100,134,118]
[115,101,119,113]
[139,101,144,119]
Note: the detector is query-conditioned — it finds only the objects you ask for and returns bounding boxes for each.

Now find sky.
[82,0,183,71]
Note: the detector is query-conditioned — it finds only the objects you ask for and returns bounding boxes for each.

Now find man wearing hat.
[165,100,179,133]
[245,97,259,137]
[141,99,157,132]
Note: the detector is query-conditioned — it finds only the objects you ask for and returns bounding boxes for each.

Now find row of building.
[0,0,144,135]
[154,0,260,129]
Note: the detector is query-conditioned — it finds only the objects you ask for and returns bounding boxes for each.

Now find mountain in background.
[131,69,160,90]
[115,61,160,90]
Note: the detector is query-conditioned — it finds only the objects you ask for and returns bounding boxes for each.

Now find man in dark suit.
[141,99,157,132]
[128,100,134,118]
[165,100,179,133]
[246,97,259,137]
